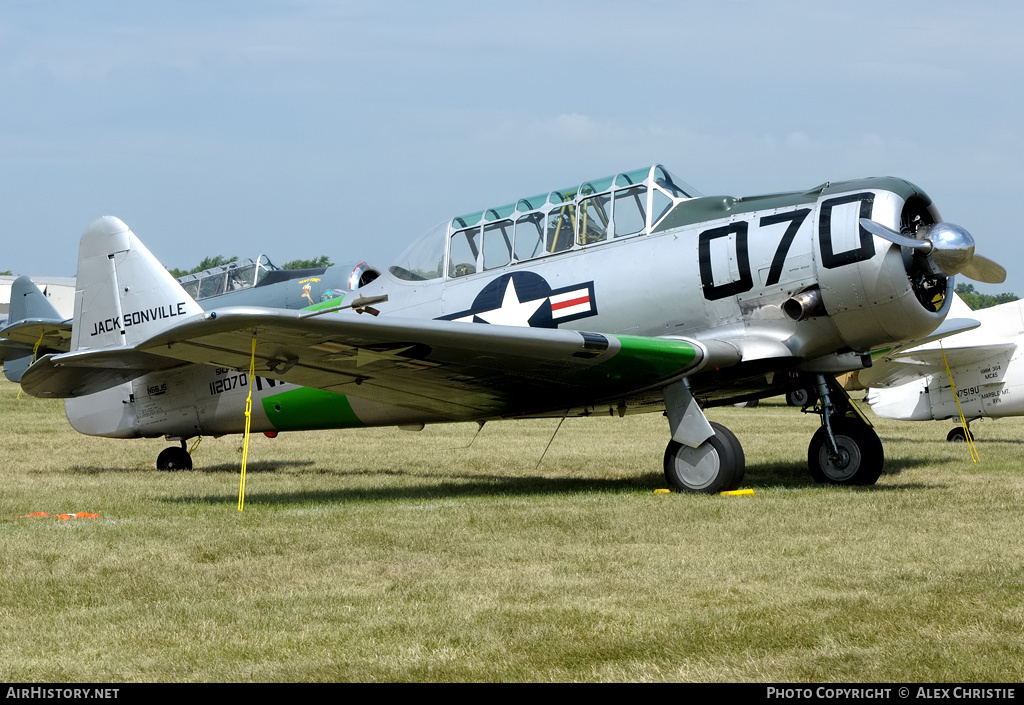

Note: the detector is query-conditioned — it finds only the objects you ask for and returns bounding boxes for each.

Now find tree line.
[166,255,333,278]
[953,283,1018,310]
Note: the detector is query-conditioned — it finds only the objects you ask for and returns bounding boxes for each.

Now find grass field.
[1,377,1023,682]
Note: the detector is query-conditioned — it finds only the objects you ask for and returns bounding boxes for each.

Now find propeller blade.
[859,218,932,252]
[861,218,1006,283]
[961,255,1007,284]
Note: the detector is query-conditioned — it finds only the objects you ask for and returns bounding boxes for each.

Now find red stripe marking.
[551,295,589,311]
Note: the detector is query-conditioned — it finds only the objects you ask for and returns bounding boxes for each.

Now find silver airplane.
[174,254,380,310]
[0,276,71,382]
[15,165,1005,492]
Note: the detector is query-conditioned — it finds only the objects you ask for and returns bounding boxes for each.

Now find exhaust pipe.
[783,287,825,321]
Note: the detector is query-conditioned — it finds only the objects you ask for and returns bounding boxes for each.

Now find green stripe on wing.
[599,335,702,381]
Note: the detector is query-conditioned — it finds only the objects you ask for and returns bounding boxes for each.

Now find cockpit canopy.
[388,165,698,282]
[177,255,277,300]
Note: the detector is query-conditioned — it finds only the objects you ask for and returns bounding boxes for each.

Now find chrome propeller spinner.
[860,218,1006,284]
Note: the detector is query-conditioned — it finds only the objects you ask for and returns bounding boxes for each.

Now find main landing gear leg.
[806,374,883,486]
[157,439,193,471]
[662,380,745,493]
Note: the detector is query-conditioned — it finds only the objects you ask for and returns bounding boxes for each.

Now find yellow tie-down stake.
[653,488,754,496]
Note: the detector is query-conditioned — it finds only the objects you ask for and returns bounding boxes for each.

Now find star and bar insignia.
[438,272,597,328]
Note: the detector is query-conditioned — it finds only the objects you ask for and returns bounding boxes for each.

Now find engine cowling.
[812,182,952,352]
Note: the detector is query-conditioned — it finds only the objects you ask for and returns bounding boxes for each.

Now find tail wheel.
[664,422,745,494]
[786,388,815,407]
[807,418,883,486]
[946,427,969,443]
[157,446,192,471]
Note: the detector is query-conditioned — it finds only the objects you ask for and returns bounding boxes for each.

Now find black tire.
[946,427,971,442]
[663,422,745,493]
[786,388,813,407]
[157,446,192,471]
[807,418,883,486]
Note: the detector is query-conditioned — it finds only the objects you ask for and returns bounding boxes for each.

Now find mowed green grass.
[2,378,1023,683]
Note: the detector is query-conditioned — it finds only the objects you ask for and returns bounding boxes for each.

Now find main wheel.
[157,446,192,471]
[663,422,745,493]
[807,418,883,486]
[946,427,969,443]
[733,399,759,408]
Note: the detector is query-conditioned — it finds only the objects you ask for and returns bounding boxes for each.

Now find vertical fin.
[10,276,63,322]
[71,216,203,352]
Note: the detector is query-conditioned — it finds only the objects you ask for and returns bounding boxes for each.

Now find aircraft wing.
[21,307,741,419]
[859,339,1016,388]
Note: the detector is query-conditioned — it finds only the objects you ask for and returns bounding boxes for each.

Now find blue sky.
[2,0,1022,295]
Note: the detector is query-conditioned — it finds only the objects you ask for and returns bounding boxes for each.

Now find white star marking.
[473,279,546,327]
[355,345,415,367]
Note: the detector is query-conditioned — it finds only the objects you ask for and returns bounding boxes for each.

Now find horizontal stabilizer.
[0,319,73,351]
[19,350,187,398]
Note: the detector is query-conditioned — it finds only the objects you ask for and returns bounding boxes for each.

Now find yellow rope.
[940,342,979,463]
[238,333,257,511]
[189,436,203,454]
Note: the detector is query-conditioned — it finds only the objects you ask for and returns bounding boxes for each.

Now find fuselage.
[66,166,955,439]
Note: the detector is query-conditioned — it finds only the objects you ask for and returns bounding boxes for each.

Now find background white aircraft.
[862,295,1023,441]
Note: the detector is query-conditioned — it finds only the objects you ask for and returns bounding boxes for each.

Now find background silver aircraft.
[0,276,71,382]
[1,257,382,383]
[862,294,1024,441]
[175,255,380,310]
[16,165,1004,492]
